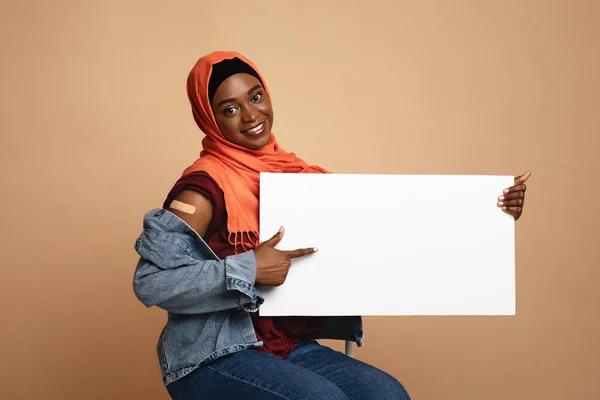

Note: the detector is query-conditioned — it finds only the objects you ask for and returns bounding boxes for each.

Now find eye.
[251,92,263,102]
[224,106,238,116]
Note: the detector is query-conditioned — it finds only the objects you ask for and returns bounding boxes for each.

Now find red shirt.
[164,171,323,358]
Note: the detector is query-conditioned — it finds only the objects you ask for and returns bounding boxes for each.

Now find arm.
[133,241,262,314]
[133,190,262,314]
[168,189,213,238]
[133,191,318,314]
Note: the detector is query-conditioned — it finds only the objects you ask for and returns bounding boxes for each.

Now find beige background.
[1,1,599,399]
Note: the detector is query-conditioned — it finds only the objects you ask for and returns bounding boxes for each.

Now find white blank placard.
[258,173,515,317]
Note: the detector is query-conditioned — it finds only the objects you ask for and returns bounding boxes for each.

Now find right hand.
[253,227,317,286]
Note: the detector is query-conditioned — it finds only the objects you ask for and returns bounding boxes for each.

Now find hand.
[253,227,317,286]
[498,171,531,221]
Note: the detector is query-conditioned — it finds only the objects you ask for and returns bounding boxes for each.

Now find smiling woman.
[132,51,412,399]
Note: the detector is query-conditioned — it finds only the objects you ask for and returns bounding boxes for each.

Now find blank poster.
[258,173,515,316]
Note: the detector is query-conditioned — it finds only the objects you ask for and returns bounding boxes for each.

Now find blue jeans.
[166,341,410,400]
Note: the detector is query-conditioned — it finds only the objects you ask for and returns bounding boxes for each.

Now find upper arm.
[167,190,213,238]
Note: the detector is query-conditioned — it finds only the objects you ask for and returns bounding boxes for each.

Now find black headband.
[208,57,263,104]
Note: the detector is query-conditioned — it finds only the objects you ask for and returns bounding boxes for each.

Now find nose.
[240,104,259,123]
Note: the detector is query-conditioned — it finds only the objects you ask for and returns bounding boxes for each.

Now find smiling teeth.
[246,123,264,134]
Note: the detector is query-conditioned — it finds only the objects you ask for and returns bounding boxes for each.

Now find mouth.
[240,121,267,136]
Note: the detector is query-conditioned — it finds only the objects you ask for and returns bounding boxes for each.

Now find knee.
[298,376,348,400]
[388,377,411,400]
[366,371,411,400]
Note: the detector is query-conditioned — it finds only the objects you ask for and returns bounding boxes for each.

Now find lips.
[241,121,266,136]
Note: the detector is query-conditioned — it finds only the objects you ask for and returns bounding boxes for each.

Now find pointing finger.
[285,247,318,259]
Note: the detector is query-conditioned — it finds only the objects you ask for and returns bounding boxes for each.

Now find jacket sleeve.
[132,228,263,314]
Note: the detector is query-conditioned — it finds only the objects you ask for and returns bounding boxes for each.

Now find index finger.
[503,184,527,194]
[284,247,318,259]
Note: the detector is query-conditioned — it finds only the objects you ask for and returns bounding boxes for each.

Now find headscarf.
[183,51,328,252]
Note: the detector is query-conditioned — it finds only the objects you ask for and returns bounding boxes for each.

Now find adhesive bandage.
[169,200,196,215]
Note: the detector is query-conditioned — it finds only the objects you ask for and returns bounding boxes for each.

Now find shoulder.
[171,171,222,198]
[167,190,213,238]
[165,171,224,238]
[163,171,224,207]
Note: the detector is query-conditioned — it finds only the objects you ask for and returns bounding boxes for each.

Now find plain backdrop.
[1,1,598,399]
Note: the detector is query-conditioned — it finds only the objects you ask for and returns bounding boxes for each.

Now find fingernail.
[502,207,507,210]
[279,226,284,233]
[498,202,504,206]
[503,189,509,194]
[499,196,505,201]
[313,247,318,252]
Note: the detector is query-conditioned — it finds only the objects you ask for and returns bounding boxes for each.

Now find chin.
[242,132,271,150]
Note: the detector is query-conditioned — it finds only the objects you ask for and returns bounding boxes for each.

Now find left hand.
[498,171,531,221]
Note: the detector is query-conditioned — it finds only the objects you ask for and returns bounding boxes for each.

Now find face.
[211,73,274,150]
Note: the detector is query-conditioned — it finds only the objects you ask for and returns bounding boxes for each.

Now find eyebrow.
[216,85,263,109]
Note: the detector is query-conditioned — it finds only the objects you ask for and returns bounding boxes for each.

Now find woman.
[133,51,530,400]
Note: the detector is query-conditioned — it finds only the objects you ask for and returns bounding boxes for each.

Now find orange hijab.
[183,51,328,252]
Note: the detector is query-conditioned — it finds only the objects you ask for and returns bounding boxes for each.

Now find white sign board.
[258,173,515,316]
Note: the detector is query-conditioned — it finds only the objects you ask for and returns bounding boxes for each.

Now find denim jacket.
[133,208,364,386]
